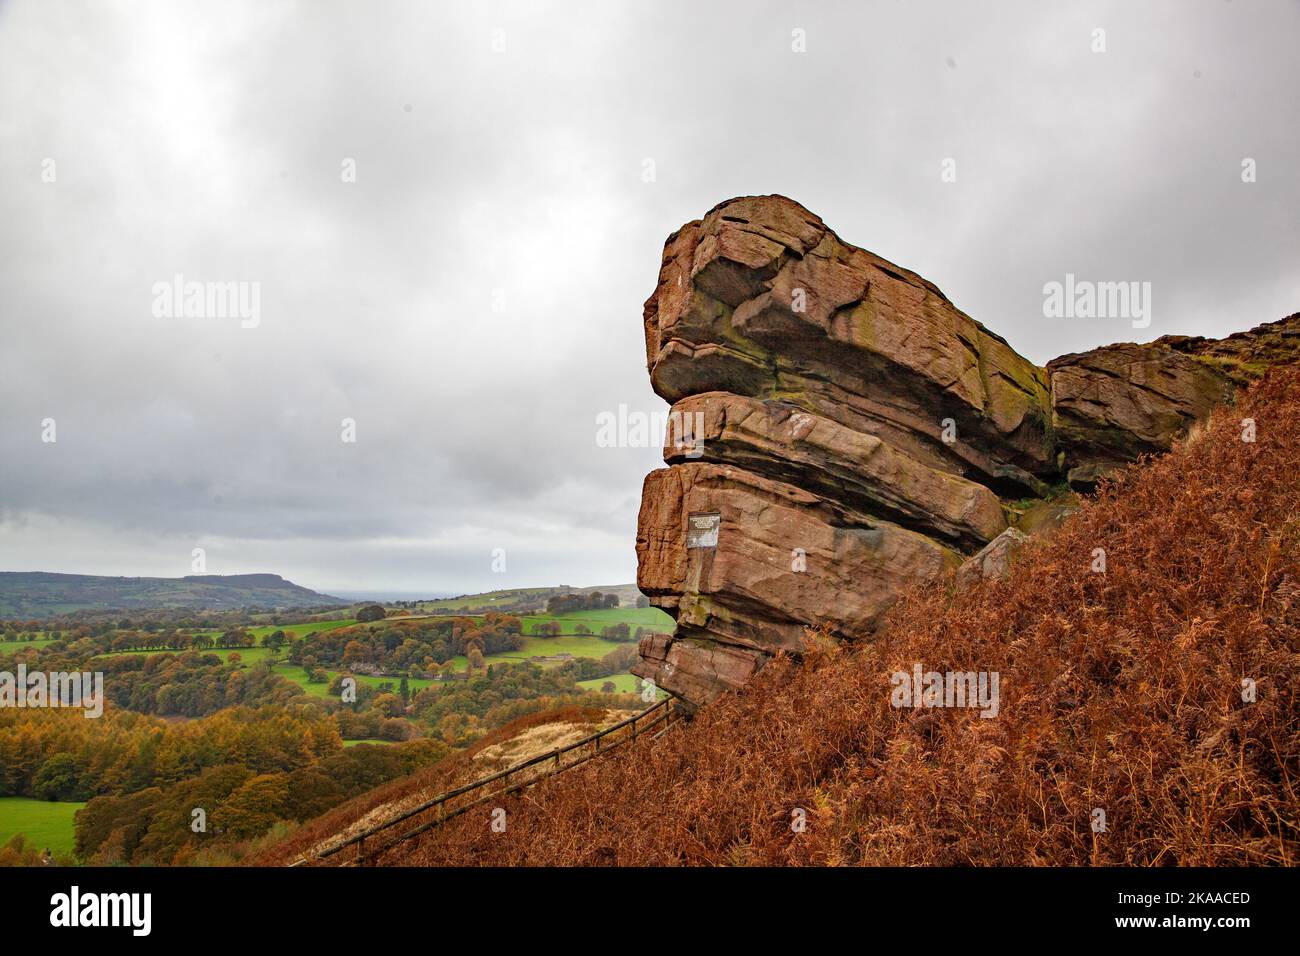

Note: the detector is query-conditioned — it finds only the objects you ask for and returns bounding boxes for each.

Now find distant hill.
[414,583,644,615]
[0,572,343,618]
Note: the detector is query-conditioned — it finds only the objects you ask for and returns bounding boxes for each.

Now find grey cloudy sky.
[1,0,1296,595]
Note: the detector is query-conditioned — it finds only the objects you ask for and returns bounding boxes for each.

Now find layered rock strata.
[632,195,1298,705]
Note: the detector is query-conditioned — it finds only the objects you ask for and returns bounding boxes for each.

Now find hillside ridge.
[0,570,342,618]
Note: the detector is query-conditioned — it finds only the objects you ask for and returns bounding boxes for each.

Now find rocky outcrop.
[1157,313,1300,386]
[1048,344,1235,490]
[642,195,1055,497]
[633,195,1297,706]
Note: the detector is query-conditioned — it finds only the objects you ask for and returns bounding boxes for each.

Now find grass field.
[279,606,674,673]
[444,635,636,671]
[510,633,636,659]
[188,619,355,640]
[418,607,672,671]
[271,663,335,698]
[576,673,644,694]
[251,619,354,637]
[412,585,651,616]
[95,645,282,666]
[415,587,558,613]
[62,605,669,702]
[273,662,438,698]
[0,637,56,653]
[342,738,397,747]
[521,607,672,630]
[91,645,438,701]
[0,797,84,856]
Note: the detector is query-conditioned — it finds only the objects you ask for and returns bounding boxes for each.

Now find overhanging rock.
[632,194,1299,705]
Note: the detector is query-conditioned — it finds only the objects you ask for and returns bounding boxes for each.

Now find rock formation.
[1047,344,1235,490]
[632,194,1299,706]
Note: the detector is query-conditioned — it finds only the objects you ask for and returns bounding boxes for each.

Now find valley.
[0,585,671,865]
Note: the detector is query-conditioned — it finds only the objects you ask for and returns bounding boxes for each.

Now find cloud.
[1,0,1296,593]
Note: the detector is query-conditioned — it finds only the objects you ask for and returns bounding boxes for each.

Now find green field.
[270,662,334,698]
[91,644,438,701]
[342,738,396,747]
[519,606,672,631]
[35,605,669,704]
[508,633,633,659]
[0,797,84,856]
[304,606,672,674]
[251,619,353,637]
[445,635,631,671]
[187,618,355,640]
[90,618,358,659]
[8,629,443,706]
[95,645,283,667]
[412,585,652,616]
[420,606,672,671]
[415,587,558,613]
[0,637,56,653]
[577,673,644,694]
[272,662,438,699]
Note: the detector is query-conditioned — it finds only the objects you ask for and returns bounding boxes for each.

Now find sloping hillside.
[0,572,342,617]
[257,705,634,865]
[352,368,1299,866]
[415,584,644,615]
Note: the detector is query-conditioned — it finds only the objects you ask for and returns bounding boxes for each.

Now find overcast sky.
[0,0,1296,596]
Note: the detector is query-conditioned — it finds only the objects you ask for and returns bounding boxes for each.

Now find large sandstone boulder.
[643,195,1056,497]
[1048,343,1235,490]
[634,195,1294,706]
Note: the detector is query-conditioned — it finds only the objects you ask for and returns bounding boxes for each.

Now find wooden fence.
[291,697,681,866]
